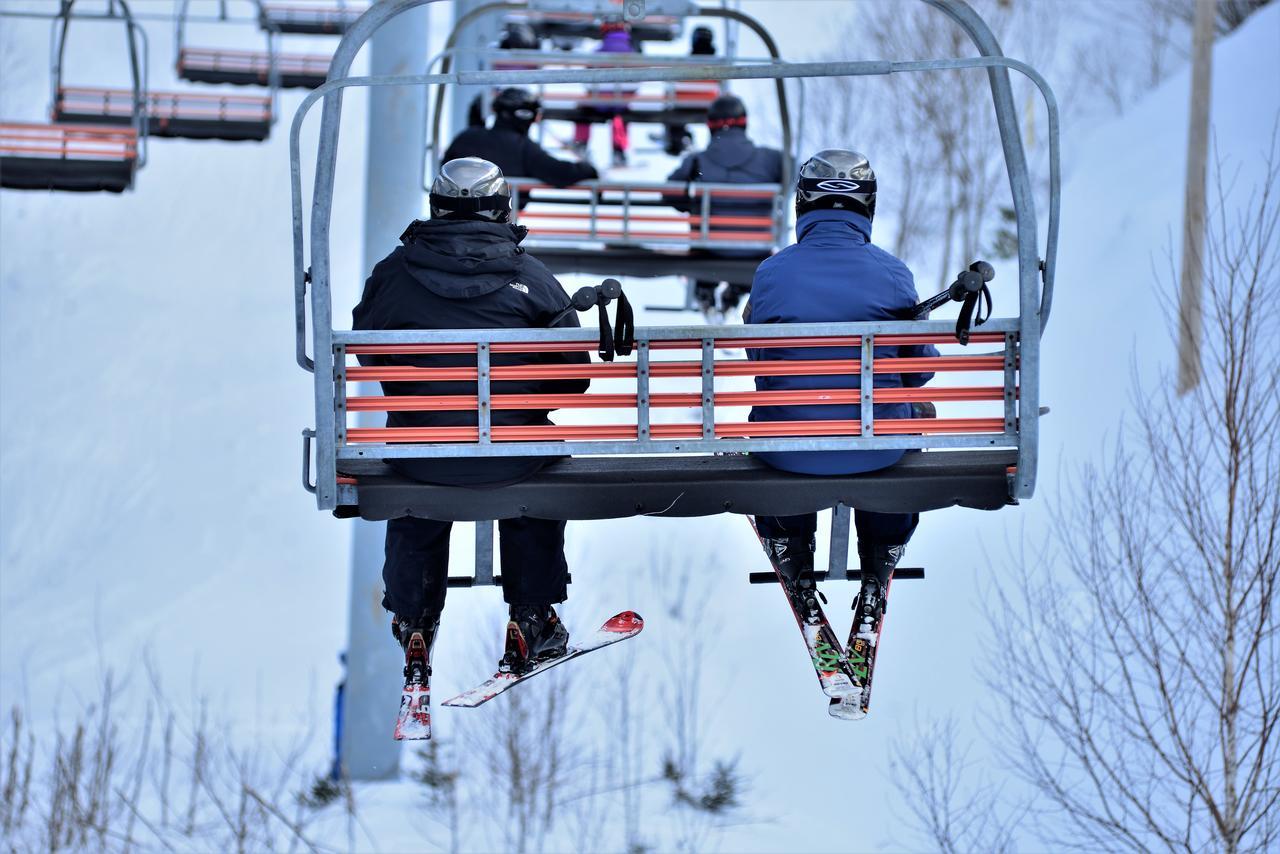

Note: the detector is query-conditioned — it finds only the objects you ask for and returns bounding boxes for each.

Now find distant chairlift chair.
[176,0,330,90]
[0,0,145,192]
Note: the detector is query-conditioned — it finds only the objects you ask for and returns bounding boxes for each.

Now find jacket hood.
[796,208,872,242]
[398,219,529,299]
[705,127,757,169]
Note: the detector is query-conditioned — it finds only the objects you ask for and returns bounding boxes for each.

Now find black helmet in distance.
[492,86,541,133]
[707,93,747,131]
[500,21,538,50]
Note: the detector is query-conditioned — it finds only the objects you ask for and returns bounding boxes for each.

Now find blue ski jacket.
[745,209,938,475]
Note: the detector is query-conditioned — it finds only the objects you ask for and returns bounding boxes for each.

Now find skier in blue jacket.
[745,149,937,660]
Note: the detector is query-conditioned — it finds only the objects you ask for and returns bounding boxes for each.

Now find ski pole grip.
[598,277,623,302]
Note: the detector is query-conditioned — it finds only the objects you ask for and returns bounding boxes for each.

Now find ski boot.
[831,543,904,720]
[762,535,824,625]
[392,613,438,740]
[500,604,569,675]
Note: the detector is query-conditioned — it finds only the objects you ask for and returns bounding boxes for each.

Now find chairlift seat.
[334,450,1018,522]
[54,88,271,142]
[0,122,136,192]
[258,2,364,35]
[178,48,329,90]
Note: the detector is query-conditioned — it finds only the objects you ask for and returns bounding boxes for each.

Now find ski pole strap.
[954,281,991,345]
[596,299,615,361]
[612,289,635,357]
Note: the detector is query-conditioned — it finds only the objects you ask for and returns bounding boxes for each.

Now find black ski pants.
[755,510,919,549]
[382,516,569,620]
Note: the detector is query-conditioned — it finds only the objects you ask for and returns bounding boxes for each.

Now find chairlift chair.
[256,0,366,35]
[0,0,145,192]
[291,0,1060,585]
[176,0,329,90]
[48,1,272,142]
[504,7,681,43]
[426,3,792,287]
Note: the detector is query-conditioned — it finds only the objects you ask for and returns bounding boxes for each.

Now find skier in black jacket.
[666,95,783,321]
[353,157,590,686]
[444,87,598,191]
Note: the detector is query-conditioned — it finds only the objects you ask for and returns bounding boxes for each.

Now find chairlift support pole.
[339,2,432,783]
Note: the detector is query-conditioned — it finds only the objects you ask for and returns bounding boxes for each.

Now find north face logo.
[508,282,529,294]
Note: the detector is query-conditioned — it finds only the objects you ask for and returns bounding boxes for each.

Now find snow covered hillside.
[3,2,1279,851]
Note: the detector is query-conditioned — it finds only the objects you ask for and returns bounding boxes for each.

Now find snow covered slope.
[3,2,1278,852]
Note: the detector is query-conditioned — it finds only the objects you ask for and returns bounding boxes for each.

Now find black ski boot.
[763,535,825,624]
[850,543,904,643]
[392,613,439,740]
[500,605,569,674]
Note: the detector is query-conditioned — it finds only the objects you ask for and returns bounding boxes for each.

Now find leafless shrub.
[1,667,328,852]
[982,136,1280,852]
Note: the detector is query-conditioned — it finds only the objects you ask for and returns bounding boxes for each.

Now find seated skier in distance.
[352,157,592,688]
[744,150,938,711]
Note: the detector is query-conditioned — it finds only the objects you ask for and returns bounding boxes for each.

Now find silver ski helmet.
[795,149,876,220]
[429,157,512,223]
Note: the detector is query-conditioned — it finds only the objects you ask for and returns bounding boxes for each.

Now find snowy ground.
[3,1,1279,852]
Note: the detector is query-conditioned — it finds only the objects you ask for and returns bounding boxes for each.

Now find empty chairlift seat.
[54,88,272,141]
[325,327,1024,521]
[508,178,783,284]
[257,2,366,35]
[178,47,330,89]
[0,122,137,192]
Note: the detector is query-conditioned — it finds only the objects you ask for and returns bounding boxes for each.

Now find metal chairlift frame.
[291,0,1060,570]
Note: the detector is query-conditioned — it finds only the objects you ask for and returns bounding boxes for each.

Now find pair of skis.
[748,519,888,720]
[395,611,644,740]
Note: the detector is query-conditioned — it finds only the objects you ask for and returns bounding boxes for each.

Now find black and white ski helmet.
[429,157,512,223]
[492,87,541,131]
[795,149,876,219]
[500,22,538,50]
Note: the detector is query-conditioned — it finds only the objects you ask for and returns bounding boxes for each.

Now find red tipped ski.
[443,611,643,709]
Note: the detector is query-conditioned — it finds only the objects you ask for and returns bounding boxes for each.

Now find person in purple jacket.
[744,149,938,658]
[571,20,637,167]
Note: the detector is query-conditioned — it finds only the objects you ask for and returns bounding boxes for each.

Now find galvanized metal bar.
[1003,332,1017,434]
[337,432,1015,460]
[636,339,651,440]
[474,519,494,585]
[332,316,1021,345]
[334,344,349,444]
[476,342,491,444]
[827,504,851,582]
[860,334,875,438]
[701,338,715,440]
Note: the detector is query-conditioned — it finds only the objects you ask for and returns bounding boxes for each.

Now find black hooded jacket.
[443,119,598,189]
[352,219,591,486]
